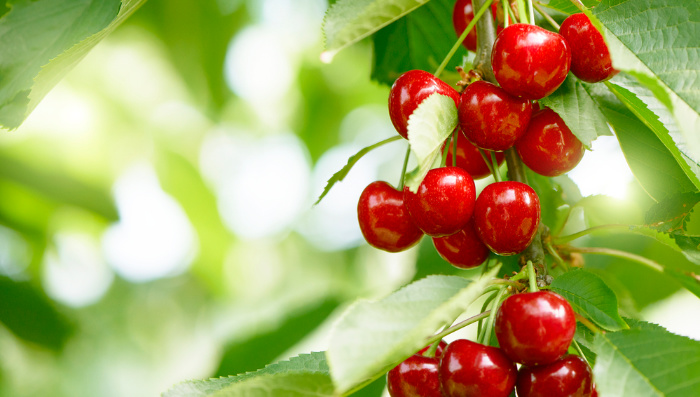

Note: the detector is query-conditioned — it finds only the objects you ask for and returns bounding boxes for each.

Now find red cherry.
[387,341,448,397]
[358,181,423,252]
[495,291,576,366]
[389,70,460,139]
[560,13,618,83]
[439,339,517,397]
[492,24,571,99]
[592,384,598,397]
[516,355,594,397]
[458,80,532,151]
[473,181,540,255]
[445,131,505,179]
[516,107,585,177]
[432,220,490,269]
[452,0,500,52]
[403,167,476,237]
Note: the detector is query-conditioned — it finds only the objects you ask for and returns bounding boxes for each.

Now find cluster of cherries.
[387,291,595,397]
[357,5,617,270]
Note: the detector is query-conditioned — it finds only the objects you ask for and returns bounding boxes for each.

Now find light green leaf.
[644,192,700,234]
[404,93,458,193]
[327,268,499,394]
[539,0,600,15]
[322,0,430,59]
[163,352,333,397]
[549,269,627,331]
[539,75,612,149]
[592,320,700,397]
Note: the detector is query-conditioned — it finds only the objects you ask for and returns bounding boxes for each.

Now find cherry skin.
[387,341,448,397]
[403,167,476,237]
[473,181,540,255]
[452,0,500,52]
[560,13,618,83]
[432,220,490,269]
[357,181,423,252]
[495,291,576,366]
[516,107,585,177]
[439,339,517,397]
[516,355,594,397]
[492,24,571,100]
[445,131,505,179]
[458,80,532,151]
[389,70,460,139]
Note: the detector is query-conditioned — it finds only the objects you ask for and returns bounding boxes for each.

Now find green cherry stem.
[397,144,411,191]
[569,0,587,12]
[452,130,458,167]
[527,0,535,26]
[479,286,508,345]
[575,312,602,334]
[478,148,498,179]
[434,0,495,78]
[553,224,632,245]
[567,246,664,272]
[545,241,569,271]
[424,339,441,358]
[489,151,502,182]
[527,260,538,292]
[534,2,560,30]
[441,136,452,167]
[427,311,492,346]
[516,0,529,24]
[571,339,590,365]
[501,0,510,28]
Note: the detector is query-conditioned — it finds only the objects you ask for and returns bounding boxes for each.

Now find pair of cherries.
[388,291,594,397]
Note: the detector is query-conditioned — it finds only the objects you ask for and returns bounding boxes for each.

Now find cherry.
[403,167,476,237]
[560,13,618,83]
[515,107,585,177]
[445,131,505,179]
[452,0,500,52]
[458,80,532,151]
[389,70,460,139]
[439,339,517,397]
[357,181,423,252]
[516,355,594,397]
[492,24,571,100]
[473,181,540,255]
[495,291,576,366]
[432,220,490,269]
[387,341,448,397]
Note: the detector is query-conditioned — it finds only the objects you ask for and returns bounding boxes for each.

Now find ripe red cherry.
[458,80,532,151]
[389,70,460,139]
[516,107,585,177]
[445,131,505,179]
[473,181,540,255]
[452,0,500,52]
[516,355,594,397]
[403,167,476,237]
[560,13,618,83]
[439,339,517,397]
[495,291,576,366]
[357,181,423,252]
[432,220,490,269]
[387,341,448,397]
[492,24,571,99]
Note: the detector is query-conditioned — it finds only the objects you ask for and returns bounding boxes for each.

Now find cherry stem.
[571,339,590,365]
[397,144,411,191]
[434,0,495,78]
[569,0,587,12]
[427,311,492,345]
[567,246,664,272]
[501,0,510,28]
[553,224,632,245]
[534,2,560,30]
[452,130,458,167]
[575,312,602,334]
[441,136,452,167]
[424,339,441,358]
[528,0,535,26]
[478,148,498,178]
[490,151,502,182]
[490,278,520,287]
[526,260,538,292]
[545,241,569,271]
[479,286,508,345]
[516,0,529,24]
[473,0,498,82]
[506,1,518,27]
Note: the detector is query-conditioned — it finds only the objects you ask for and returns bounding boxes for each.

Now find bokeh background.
[0,0,698,396]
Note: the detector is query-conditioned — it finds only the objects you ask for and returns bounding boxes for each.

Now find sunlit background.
[0,0,698,396]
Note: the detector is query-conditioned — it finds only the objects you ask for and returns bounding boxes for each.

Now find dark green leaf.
[550,269,627,331]
[314,136,401,205]
[371,0,468,86]
[644,192,700,234]
[0,276,72,351]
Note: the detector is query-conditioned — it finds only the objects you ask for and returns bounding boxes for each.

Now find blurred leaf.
[526,169,571,230]
[323,0,430,58]
[592,319,700,397]
[327,267,499,394]
[664,268,700,300]
[0,276,72,351]
[540,0,600,14]
[550,269,627,331]
[349,376,386,397]
[575,195,643,227]
[315,136,401,205]
[164,352,333,397]
[215,299,340,378]
[370,0,468,86]
[404,93,458,193]
[644,192,700,234]
[539,75,611,149]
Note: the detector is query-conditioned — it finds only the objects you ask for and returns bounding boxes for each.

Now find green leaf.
[539,75,612,149]
[315,136,402,205]
[327,268,499,394]
[539,0,600,15]
[592,0,700,164]
[549,269,628,331]
[576,194,643,227]
[664,268,700,300]
[404,93,458,193]
[322,0,430,59]
[644,192,700,234]
[163,352,333,397]
[370,0,468,86]
[592,320,700,397]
